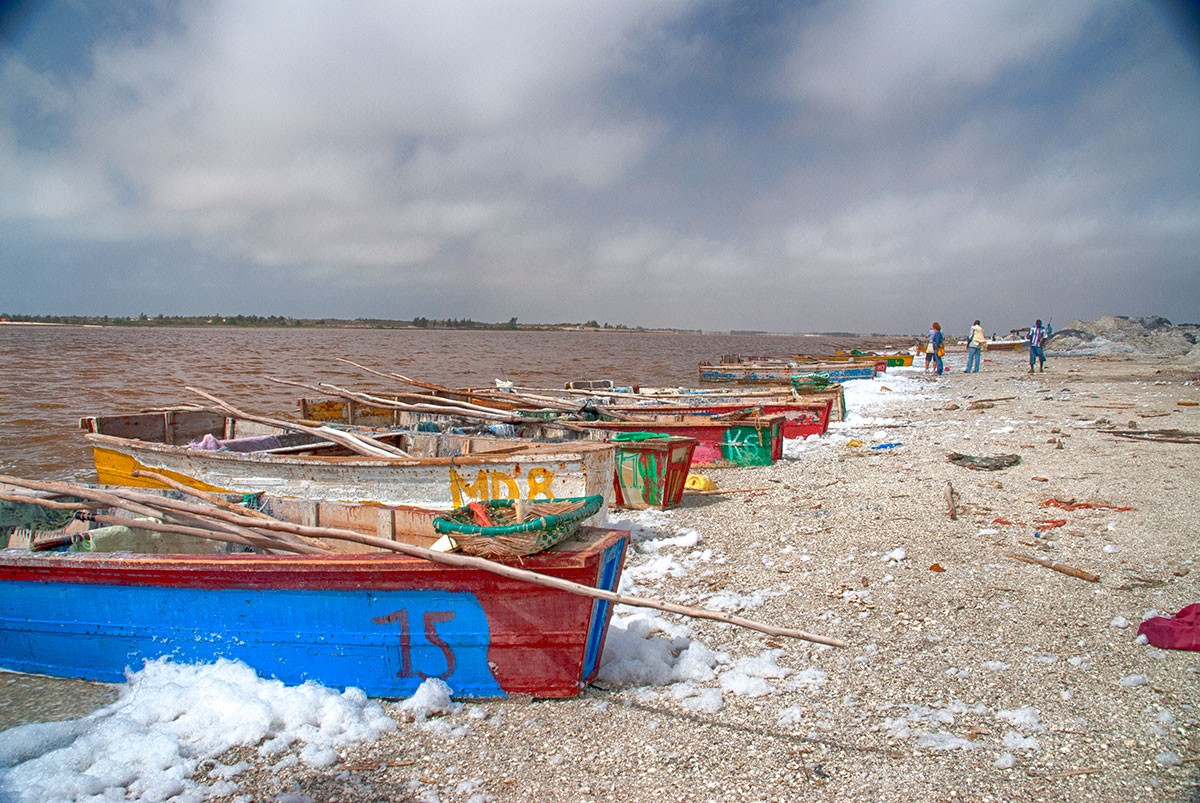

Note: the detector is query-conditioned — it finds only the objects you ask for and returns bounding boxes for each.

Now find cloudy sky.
[1,0,1197,333]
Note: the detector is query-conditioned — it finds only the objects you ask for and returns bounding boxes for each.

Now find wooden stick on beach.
[1004,552,1099,583]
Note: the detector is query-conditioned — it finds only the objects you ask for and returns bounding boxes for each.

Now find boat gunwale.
[0,529,624,589]
[83,432,614,467]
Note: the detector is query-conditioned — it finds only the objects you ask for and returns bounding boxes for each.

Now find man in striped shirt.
[1028,319,1048,373]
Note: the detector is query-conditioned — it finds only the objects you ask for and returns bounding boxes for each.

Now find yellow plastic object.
[685,473,716,491]
[847,439,863,448]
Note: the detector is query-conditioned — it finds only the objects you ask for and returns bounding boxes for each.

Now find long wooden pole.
[319,382,518,421]
[130,469,279,521]
[183,387,413,458]
[267,375,519,422]
[0,476,325,554]
[171,500,847,647]
[2,476,846,647]
[322,362,598,432]
[336,359,590,413]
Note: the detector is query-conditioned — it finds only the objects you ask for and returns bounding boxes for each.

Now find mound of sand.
[1050,315,1200,361]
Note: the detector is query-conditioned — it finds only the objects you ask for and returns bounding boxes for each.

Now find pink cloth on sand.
[1137,603,1200,651]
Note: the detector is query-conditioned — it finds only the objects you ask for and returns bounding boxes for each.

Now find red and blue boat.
[0,491,629,699]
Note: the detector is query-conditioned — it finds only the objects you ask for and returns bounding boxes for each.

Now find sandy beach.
[178,344,1199,802]
[2,331,1197,802]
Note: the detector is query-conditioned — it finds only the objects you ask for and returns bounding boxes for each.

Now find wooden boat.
[984,338,1027,351]
[698,360,876,384]
[80,410,615,511]
[607,435,696,510]
[0,487,629,698]
[298,397,698,511]
[574,414,786,467]
[298,394,784,468]
[604,400,830,440]
[535,384,847,424]
[792,351,915,368]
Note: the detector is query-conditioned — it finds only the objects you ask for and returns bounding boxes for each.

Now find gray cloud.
[1,0,1197,332]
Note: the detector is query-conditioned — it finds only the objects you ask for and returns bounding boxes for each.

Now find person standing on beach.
[1028,319,1048,373]
[929,322,945,375]
[965,320,986,373]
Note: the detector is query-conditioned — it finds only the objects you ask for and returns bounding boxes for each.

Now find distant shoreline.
[0,320,896,337]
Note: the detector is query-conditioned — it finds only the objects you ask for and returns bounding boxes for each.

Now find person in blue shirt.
[929,322,945,375]
[1028,319,1048,373]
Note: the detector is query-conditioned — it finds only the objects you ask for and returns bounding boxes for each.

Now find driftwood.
[1004,551,1099,583]
[183,387,413,458]
[945,481,959,520]
[686,487,771,496]
[947,452,1022,471]
[1105,429,1200,445]
[0,475,845,648]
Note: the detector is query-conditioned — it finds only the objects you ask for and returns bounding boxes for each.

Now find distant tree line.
[0,313,676,332]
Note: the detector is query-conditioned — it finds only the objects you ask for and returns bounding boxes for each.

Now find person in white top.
[965,320,986,372]
[1028,319,1048,373]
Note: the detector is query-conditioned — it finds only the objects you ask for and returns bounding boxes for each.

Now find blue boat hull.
[0,528,628,699]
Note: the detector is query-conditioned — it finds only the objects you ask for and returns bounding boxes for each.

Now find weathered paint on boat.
[81,411,615,510]
[0,527,628,699]
[265,496,445,550]
[698,361,876,384]
[298,397,567,439]
[985,339,1027,351]
[577,415,785,467]
[593,386,847,424]
[610,400,830,440]
[610,436,696,510]
[790,365,877,384]
[793,352,915,368]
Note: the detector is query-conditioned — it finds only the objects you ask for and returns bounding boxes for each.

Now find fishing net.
[433,495,603,559]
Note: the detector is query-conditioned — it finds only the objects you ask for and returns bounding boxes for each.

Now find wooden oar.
[337,360,521,407]
[184,387,413,458]
[338,360,587,414]
[0,477,324,554]
[328,362,599,432]
[267,376,518,421]
[318,382,518,421]
[1,475,321,553]
[129,469,277,521]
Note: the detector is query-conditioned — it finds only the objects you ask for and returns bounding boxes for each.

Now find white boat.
[81,410,615,511]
